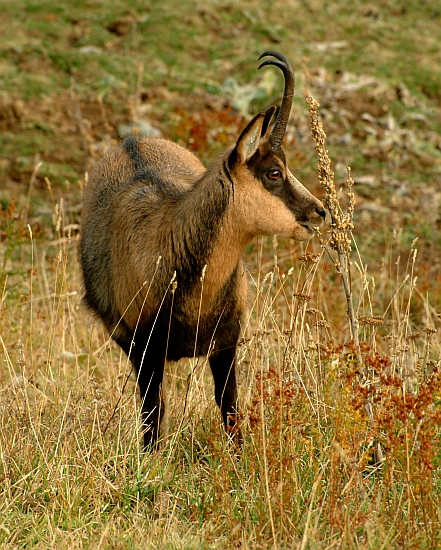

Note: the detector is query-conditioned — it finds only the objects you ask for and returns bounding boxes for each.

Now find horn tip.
[258,50,274,61]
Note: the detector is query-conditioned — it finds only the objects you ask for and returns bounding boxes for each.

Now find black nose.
[316,207,326,220]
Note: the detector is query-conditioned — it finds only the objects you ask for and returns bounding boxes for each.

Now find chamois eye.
[267,169,282,181]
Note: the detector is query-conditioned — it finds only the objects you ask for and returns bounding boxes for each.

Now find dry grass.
[1,90,440,549]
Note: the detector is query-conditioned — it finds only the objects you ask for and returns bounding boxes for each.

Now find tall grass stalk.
[306,90,384,465]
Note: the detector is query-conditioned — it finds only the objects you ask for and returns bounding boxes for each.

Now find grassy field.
[1,0,441,548]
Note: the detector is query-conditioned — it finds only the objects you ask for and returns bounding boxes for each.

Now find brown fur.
[80,53,326,450]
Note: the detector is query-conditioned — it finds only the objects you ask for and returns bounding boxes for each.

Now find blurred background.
[1,0,440,273]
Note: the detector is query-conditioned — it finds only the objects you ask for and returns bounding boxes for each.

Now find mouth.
[291,223,320,241]
[300,224,314,234]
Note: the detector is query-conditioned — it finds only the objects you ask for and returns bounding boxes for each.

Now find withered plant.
[306,91,384,465]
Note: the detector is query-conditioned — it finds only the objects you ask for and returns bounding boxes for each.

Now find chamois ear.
[235,111,267,164]
[260,105,277,138]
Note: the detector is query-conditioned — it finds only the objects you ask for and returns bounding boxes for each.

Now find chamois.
[80,51,326,450]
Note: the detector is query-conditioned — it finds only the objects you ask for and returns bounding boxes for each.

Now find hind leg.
[110,319,136,359]
[137,351,166,450]
[111,322,166,450]
[129,336,166,450]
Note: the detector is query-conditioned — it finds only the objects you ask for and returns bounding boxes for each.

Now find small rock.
[79,45,103,55]
[397,83,417,108]
[312,40,348,52]
[353,175,377,186]
[118,120,162,138]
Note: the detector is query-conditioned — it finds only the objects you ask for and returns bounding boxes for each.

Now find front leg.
[209,346,242,445]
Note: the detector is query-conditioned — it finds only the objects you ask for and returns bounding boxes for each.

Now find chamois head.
[225,50,326,241]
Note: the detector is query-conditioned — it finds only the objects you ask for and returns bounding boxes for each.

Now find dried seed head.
[358,315,384,327]
[306,91,355,255]
[293,292,311,302]
[299,252,321,269]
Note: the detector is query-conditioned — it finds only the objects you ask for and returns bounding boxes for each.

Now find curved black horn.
[258,51,294,150]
